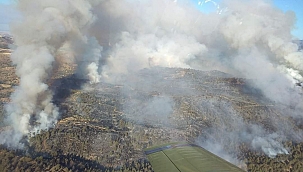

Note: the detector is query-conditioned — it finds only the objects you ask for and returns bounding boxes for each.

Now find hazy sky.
[274,0,303,39]
[0,0,9,4]
[0,0,18,32]
[192,0,303,39]
[0,0,302,39]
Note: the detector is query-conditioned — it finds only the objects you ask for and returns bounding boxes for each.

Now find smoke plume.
[1,0,102,148]
[89,0,303,159]
[1,0,303,166]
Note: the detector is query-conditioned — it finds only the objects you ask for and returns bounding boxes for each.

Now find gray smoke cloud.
[1,0,103,148]
[96,0,303,85]
[90,0,303,114]
[81,37,102,84]
[123,95,174,126]
[88,0,303,159]
[1,0,302,166]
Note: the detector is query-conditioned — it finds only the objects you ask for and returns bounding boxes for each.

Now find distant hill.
[293,40,303,50]
[0,33,13,49]
[0,34,303,172]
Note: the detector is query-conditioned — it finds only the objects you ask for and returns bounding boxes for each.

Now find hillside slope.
[0,39,303,171]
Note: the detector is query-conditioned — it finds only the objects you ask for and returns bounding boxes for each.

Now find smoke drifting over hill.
[93,0,303,159]
[0,0,103,148]
[1,0,303,166]
[95,0,303,98]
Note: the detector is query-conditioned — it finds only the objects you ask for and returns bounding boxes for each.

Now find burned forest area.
[1,35,303,172]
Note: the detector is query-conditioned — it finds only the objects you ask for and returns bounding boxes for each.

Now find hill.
[0,33,13,51]
[294,40,303,50]
[0,37,303,171]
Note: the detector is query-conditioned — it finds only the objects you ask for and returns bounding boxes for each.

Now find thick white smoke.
[0,0,103,148]
[96,0,303,89]
[82,37,102,84]
[89,0,303,158]
[1,0,302,163]
[252,135,289,158]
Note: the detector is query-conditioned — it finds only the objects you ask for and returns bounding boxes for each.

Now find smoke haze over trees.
[0,0,303,169]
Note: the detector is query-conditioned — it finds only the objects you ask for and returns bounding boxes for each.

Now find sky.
[0,0,18,32]
[273,0,303,39]
[0,0,10,5]
[192,0,303,39]
[0,0,302,39]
